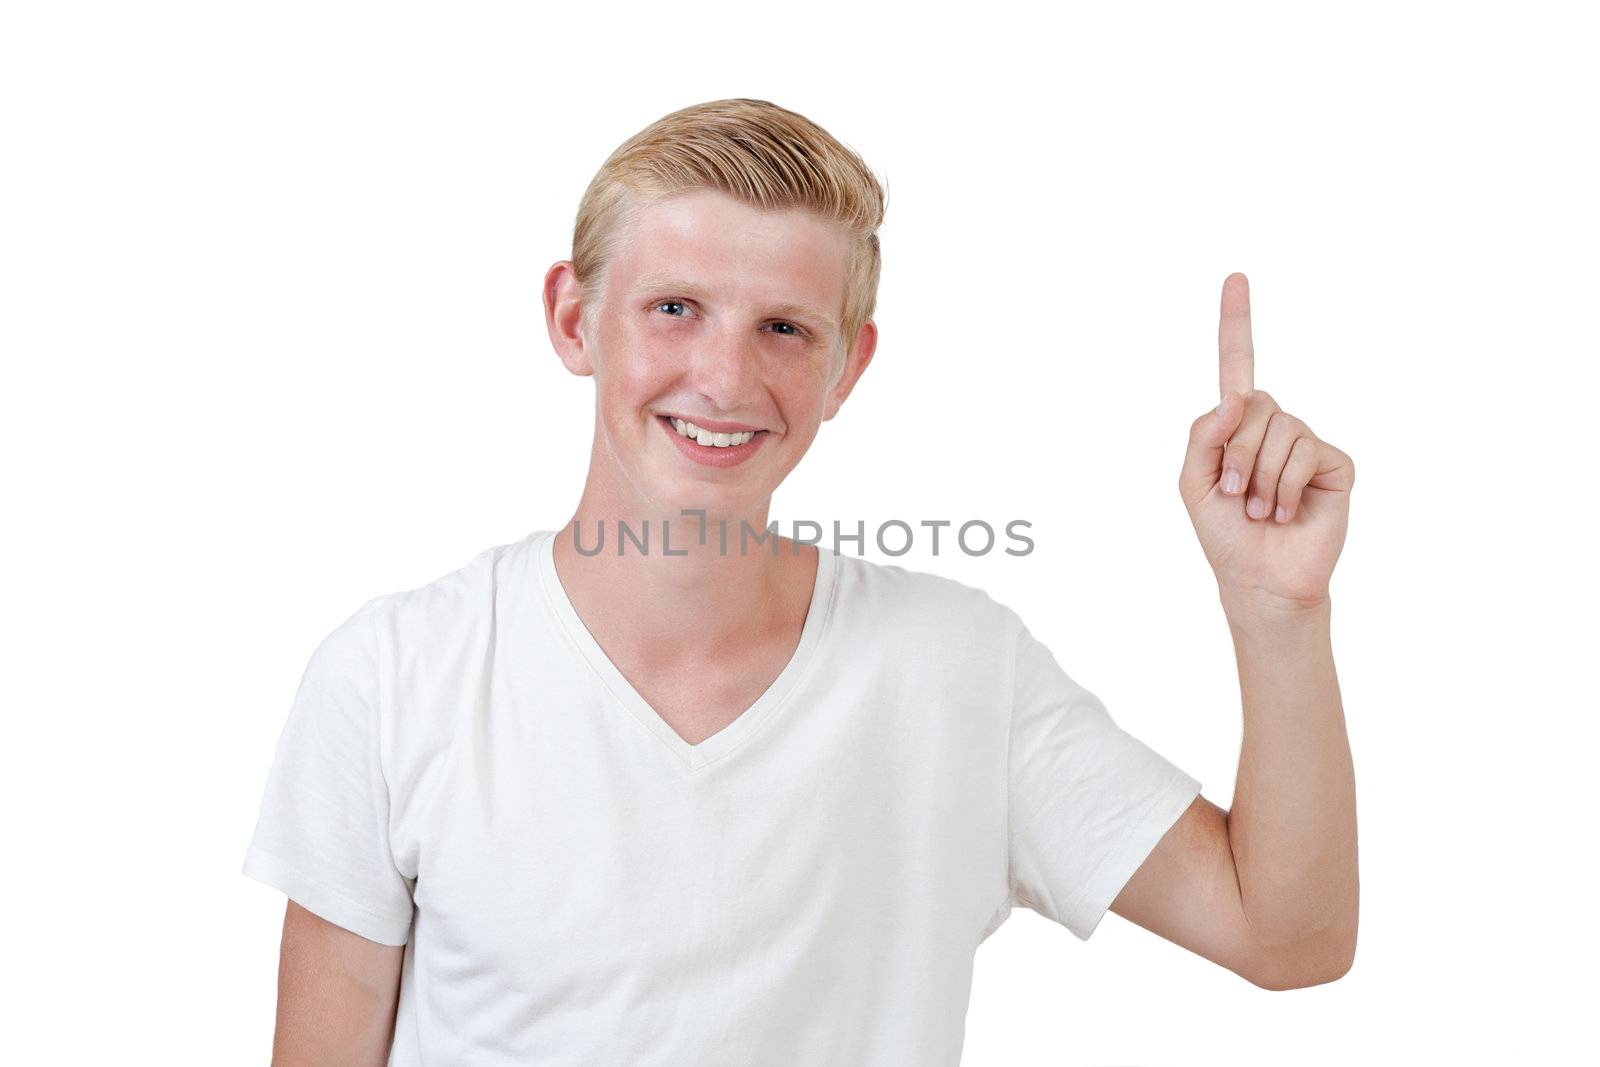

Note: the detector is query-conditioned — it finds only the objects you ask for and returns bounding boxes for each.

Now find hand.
[1178,274,1355,613]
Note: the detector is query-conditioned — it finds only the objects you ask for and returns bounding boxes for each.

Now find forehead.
[606,188,848,314]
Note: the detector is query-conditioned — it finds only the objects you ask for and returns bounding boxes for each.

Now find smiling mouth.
[658,415,769,448]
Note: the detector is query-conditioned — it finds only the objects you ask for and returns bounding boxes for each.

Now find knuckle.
[1246,388,1277,409]
[1269,410,1303,435]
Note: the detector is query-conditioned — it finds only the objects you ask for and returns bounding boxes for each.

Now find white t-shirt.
[242,527,1202,1065]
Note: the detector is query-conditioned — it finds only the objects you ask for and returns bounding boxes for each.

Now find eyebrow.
[629,274,839,334]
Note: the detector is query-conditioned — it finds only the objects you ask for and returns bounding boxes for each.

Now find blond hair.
[571,98,887,378]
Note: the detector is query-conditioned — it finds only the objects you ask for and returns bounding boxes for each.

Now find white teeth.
[669,417,756,447]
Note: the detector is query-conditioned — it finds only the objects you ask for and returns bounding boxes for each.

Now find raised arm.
[1110,273,1359,989]
[270,900,405,1065]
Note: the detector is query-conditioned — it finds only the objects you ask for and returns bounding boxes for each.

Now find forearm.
[1220,593,1358,954]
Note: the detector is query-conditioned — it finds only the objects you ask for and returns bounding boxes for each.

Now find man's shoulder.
[836,549,1021,643]
[360,529,538,639]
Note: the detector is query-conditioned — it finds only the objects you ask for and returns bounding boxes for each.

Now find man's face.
[581,187,863,523]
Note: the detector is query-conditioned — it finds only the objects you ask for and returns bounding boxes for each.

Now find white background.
[4,1,1595,1063]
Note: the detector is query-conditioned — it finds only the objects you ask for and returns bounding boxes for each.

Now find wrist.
[1219,586,1332,635]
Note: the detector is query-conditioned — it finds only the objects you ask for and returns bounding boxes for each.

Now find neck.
[553,491,811,668]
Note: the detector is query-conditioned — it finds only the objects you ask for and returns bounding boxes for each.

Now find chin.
[650,479,766,524]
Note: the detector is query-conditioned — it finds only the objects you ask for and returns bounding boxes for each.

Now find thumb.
[1179,390,1246,505]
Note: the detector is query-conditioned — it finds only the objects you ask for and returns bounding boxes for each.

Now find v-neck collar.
[532,527,839,772]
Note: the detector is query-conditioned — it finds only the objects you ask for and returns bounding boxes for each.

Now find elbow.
[1245,925,1358,992]
[1248,950,1355,991]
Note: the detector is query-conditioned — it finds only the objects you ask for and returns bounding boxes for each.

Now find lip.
[656,412,766,434]
[657,415,769,468]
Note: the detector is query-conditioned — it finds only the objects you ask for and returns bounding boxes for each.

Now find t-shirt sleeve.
[241,597,416,946]
[1007,619,1203,941]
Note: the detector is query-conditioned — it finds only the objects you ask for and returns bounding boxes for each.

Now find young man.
[243,98,1358,1064]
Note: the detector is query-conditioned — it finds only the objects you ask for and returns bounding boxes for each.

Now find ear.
[544,261,595,377]
[821,318,878,422]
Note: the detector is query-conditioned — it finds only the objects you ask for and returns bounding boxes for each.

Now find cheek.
[776,361,832,411]
[611,357,662,398]
[594,336,676,407]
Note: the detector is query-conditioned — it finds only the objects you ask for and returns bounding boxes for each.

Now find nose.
[686,323,761,414]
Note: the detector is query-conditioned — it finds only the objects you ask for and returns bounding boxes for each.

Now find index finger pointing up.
[1218,272,1254,400]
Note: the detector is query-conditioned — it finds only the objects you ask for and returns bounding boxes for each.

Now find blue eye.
[651,300,808,341]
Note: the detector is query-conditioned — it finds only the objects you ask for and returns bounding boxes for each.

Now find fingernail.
[1222,470,1242,494]
[1275,504,1289,522]
[1247,496,1267,518]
